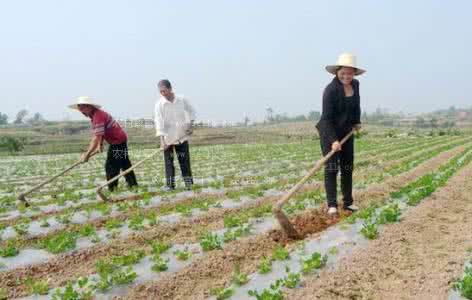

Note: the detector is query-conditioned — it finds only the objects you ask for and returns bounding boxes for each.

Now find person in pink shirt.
[69,96,138,191]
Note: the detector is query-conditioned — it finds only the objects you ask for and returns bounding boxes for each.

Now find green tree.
[307,111,321,121]
[14,109,28,125]
[27,113,45,125]
[0,136,25,154]
[415,117,426,128]
[243,116,250,126]
[0,113,7,125]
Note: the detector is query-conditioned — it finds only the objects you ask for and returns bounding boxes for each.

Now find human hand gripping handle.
[331,140,342,152]
[185,120,194,135]
[332,125,360,152]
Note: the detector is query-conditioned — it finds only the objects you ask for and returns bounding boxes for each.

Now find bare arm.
[81,135,103,162]
[183,98,196,135]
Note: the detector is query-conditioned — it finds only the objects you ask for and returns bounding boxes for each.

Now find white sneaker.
[161,186,175,192]
[327,207,338,215]
[344,205,359,212]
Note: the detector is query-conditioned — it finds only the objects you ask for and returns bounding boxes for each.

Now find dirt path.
[286,158,472,300]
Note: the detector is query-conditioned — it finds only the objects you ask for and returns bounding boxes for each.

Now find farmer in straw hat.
[316,53,365,215]
[69,96,138,191]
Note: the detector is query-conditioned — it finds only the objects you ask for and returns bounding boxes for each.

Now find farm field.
[1,131,472,300]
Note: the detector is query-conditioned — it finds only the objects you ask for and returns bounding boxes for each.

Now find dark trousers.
[105,142,138,191]
[164,141,193,188]
[320,135,354,208]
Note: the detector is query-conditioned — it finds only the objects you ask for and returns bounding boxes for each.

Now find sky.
[1,0,471,123]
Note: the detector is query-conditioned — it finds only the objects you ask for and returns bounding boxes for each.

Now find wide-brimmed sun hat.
[325,53,366,76]
[68,96,102,110]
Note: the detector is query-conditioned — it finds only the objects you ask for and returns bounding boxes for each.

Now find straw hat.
[68,96,102,110]
[325,53,366,76]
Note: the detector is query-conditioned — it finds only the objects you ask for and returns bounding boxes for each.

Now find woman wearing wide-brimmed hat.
[316,53,365,215]
[69,96,138,192]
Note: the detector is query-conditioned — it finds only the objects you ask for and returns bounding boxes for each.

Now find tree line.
[0,110,46,126]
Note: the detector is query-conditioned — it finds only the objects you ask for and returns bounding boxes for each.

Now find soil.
[121,146,467,300]
[1,145,466,298]
[269,209,351,244]
[286,156,472,299]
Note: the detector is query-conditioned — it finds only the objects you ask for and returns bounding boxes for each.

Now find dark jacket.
[315,77,361,146]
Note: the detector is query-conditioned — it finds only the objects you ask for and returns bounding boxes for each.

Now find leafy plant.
[40,219,51,228]
[250,204,273,218]
[210,287,234,300]
[117,202,130,212]
[95,203,112,216]
[232,264,249,286]
[130,199,143,209]
[175,204,192,216]
[257,256,273,274]
[105,219,122,231]
[51,282,93,300]
[301,252,328,274]
[110,267,138,285]
[150,240,171,255]
[84,207,94,219]
[328,246,339,255]
[128,213,145,230]
[248,280,284,300]
[111,250,145,266]
[223,224,252,242]
[26,278,50,295]
[91,234,101,243]
[57,197,67,207]
[52,282,79,300]
[151,255,169,272]
[343,213,358,224]
[357,205,376,221]
[199,232,222,251]
[174,248,192,261]
[196,201,212,211]
[18,202,27,213]
[224,215,247,228]
[272,245,289,261]
[145,211,158,226]
[56,213,73,225]
[360,222,378,240]
[40,232,78,254]
[13,222,29,235]
[280,267,300,289]
[453,266,472,299]
[77,276,89,288]
[94,260,137,291]
[79,224,96,237]
[377,203,401,224]
[0,240,19,257]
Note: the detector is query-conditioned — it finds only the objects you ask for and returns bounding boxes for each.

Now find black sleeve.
[353,81,361,124]
[354,98,361,125]
[316,86,338,145]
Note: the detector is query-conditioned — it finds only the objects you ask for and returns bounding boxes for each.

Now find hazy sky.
[1,0,471,123]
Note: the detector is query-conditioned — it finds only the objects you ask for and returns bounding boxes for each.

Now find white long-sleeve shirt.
[154,95,196,145]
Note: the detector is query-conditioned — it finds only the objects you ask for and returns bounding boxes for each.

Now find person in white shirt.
[155,79,196,191]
